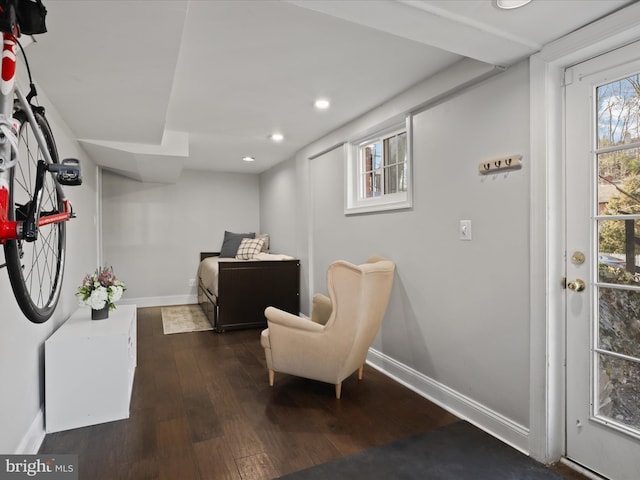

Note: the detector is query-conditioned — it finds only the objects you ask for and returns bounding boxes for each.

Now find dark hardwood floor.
[39,306,588,480]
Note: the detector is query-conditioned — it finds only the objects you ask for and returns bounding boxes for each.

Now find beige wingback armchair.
[260,256,395,398]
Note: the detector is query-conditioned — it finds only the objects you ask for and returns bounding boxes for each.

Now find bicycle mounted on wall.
[0,0,82,323]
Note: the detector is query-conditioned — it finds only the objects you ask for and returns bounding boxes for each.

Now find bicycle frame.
[0,32,72,243]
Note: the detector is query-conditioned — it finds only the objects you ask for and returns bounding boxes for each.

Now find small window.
[345,117,412,214]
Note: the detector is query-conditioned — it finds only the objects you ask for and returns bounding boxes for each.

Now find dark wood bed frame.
[198,252,300,333]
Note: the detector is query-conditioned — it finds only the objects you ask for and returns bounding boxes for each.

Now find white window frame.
[345,116,413,215]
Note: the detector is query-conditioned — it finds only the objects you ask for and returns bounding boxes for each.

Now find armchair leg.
[268,369,274,386]
[358,365,364,380]
[335,383,342,399]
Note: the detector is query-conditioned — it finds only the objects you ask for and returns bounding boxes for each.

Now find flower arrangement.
[77,266,126,311]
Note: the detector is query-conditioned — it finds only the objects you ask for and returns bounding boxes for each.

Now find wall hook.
[479,154,522,175]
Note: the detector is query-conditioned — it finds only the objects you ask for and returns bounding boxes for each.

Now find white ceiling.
[22,0,633,182]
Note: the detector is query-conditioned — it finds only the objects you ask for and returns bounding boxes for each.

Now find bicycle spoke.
[14,162,31,198]
[26,225,59,306]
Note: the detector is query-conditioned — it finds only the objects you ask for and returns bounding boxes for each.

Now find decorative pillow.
[236,237,265,260]
[219,231,255,258]
[256,233,270,252]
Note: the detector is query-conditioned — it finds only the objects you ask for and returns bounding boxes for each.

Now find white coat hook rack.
[479,154,522,175]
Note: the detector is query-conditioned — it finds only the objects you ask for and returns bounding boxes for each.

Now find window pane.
[384,135,397,167]
[383,132,407,194]
[373,143,381,170]
[398,132,406,165]
[597,74,640,150]
[398,160,407,192]
[598,353,640,431]
[361,142,382,173]
[598,219,640,281]
[598,286,640,358]
[373,172,381,196]
[360,142,383,199]
[361,171,381,198]
[385,165,398,194]
[598,149,640,215]
[362,172,371,198]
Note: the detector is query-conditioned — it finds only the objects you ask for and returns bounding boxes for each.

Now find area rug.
[161,305,213,334]
[278,421,563,480]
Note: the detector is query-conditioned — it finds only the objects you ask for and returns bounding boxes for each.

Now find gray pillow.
[219,231,255,258]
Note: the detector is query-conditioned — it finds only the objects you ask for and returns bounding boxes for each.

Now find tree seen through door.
[596,72,640,433]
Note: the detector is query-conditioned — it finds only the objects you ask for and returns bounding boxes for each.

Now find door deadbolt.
[567,279,586,292]
[571,251,586,265]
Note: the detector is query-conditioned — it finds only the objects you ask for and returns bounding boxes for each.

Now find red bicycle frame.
[0,31,72,244]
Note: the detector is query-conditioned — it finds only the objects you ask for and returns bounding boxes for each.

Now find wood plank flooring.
[39,306,588,480]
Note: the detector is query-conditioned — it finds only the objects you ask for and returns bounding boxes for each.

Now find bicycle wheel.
[3,108,65,323]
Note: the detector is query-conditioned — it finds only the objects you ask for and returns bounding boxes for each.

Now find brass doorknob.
[567,279,586,292]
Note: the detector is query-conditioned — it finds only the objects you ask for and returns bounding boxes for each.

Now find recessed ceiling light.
[314,98,330,110]
[242,156,255,162]
[270,133,284,142]
[496,0,531,9]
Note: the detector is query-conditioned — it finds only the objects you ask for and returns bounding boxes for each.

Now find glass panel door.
[565,42,640,480]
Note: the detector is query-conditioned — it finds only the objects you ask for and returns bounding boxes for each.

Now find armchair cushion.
[310,293,332,325]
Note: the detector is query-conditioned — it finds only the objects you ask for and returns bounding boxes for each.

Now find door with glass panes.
[565,42,640,480]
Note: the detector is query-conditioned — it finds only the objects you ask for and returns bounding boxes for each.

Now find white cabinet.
[45,304,137,433]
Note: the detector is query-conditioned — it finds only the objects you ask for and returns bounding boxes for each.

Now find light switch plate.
[460,220,472,240]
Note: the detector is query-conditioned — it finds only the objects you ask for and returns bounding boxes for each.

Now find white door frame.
[529,2,640,464]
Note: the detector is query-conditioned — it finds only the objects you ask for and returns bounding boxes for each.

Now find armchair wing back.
[261,256,395,398]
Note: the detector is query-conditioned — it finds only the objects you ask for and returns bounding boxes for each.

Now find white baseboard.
[120,294,197,309]
[16,408,45,454]
[366,347,530,455]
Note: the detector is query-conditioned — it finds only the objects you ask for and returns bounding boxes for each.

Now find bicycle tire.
[3,108,65,323]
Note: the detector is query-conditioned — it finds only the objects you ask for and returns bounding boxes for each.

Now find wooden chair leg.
[335,382,342,399]
[268,369,274,386]
[358,365,364,380]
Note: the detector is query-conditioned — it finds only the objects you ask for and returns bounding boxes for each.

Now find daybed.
[197,232,300,332]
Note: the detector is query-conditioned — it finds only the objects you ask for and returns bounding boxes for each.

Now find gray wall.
[259,157,298,255]
[102,169,260,306]
[0,81,99,453]
[260,60,531,446]
[259,157,311,311]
